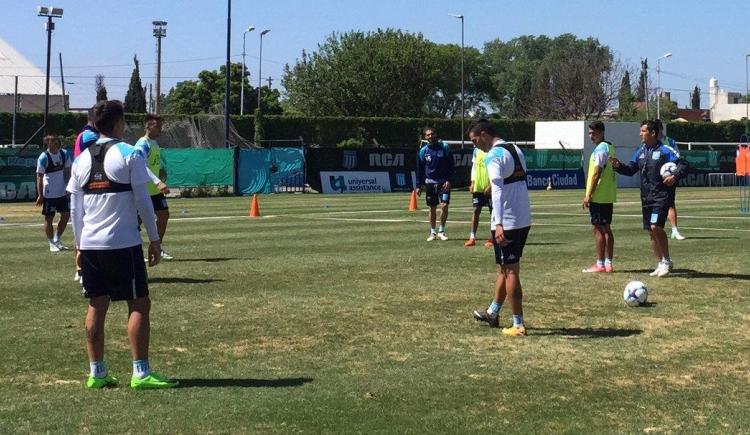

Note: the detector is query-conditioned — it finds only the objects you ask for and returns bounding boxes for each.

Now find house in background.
[709,77,748,122]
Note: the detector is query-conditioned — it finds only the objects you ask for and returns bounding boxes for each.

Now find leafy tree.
[161,62,282,115]
[124,55,147,113]
[691,85,701,109]
[635,58,648,102]
[618,70,636,119]
[482,34,625,119]
[282,29,441,117]
[95,74,108,102]
[424,44,491,118]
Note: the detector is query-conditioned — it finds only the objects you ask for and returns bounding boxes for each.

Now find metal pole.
[58,52,66,111]
[44,16,52,133]
[258,35,264,111]
[746,54,749,119]
[460,16,464,148]
[241,32,246,116]
[155,34,162,113]
[644,58,649,119]
[656,58,661,120]
[12,76,18,145]
[224,0,231,147]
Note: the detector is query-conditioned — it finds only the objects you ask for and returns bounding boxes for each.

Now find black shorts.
[589,202,613,225]
[80,245,149,301]
[471,192,492,210]
[41,196,70,216]
[151,193,169,211]
[492,226,530,265]
[642,205,668,230]
[424,183,450,207]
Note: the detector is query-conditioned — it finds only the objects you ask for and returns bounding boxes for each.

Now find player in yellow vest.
[465,146,494,247]
[582,121,616,273]
[135,114,172,259]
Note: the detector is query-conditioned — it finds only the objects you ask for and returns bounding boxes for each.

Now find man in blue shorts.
[67,100,177,389]
[469,120,532,337]
[36,134,72,252]
[611,120,689,277]
[416,127,454,241]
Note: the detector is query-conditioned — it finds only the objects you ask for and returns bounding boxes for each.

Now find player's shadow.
[171,257,244,263]
[526,242,563,246]
[533,327,643,338]
[620,269,750,281]
[679,236,737,240]
[149,277,225,284]
[176,377,313,389]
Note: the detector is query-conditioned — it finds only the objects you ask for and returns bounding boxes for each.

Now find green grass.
[1,188,748,433]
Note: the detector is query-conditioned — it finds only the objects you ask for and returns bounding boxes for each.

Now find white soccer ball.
[623,281,648,307]
[660,162,677,178]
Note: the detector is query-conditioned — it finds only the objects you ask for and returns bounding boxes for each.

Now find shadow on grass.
[532,327,643,338]
[177,377,313,388]
[149,277,225,284]
[620,269,750,281]
[171,257,244,263]
[526,242,563,246]
[678,236,737,240]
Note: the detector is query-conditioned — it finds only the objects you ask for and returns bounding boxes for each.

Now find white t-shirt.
[66,139,154,250]
[592,142,609,168]
[484,140,532,230]
[36,149,72,198]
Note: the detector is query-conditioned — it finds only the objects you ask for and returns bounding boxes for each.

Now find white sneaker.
[426,233,437,242]
[73,271,80,282]
[655,261,671,277]
[49,242,60,252]
[649,264,661,277]
[436,232,448,241]
[671,231,686,240]
[55,241,69,250]
[160,249,174,260]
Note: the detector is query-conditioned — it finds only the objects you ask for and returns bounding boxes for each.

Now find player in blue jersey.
[415,127,455,241]
[36,134,72,251]
[656,120,686,240]
[469,120,532,337]
[611,120,689,277]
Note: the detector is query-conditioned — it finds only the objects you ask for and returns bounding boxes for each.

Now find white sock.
[438,225,445,233]
[469,231,476,239]
[133,359,151,379]
[430,228,436,234]
[90,361,107,378]
[671,227,679,234]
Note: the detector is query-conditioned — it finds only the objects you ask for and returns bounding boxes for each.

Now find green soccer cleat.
[85,374,118,389]
[130,372,179,390]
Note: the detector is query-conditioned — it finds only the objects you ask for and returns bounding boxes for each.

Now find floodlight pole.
[656,52,671,120]
[224,0,231,148]
[152,21,167,114]
[745,54,749,120]
[258,29,270,111]
[241,26,255,116]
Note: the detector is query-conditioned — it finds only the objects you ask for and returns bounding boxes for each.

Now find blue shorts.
[41,196,70,216]
[150,193,169,211]
[424,183,450,207]
[80,245,149,301]
[472,192,491,210]
[492,226,530,265]
[642,205,668,230]
[589,202,613,225]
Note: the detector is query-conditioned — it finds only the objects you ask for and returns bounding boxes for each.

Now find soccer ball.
[623,281,648,307]
[660,162,677,178]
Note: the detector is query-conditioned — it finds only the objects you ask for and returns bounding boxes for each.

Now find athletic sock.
[604,258,613,266]
[488,301,501,315]
[671,227,679,234]
[53,234,59,243]
[133,359,151,379]
[596,259,605,268]
[89,361,107,378]
[512,314,524,327]
[469,231,476,239]
[430,227,436,234]
[438,224,445,233]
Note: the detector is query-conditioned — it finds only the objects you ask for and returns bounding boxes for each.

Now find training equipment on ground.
[623,281,648,306]
[249,194,261,217]
[660,162,677,179]
[409,190,418,211]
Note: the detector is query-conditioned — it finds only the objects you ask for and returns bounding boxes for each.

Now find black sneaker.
[473,309,499,328]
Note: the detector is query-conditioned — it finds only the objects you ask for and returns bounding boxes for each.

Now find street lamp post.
[37,6,63,132]
[152,21,167,114]
[258,29,270,111]
[745,54,749,120]
[450,14,465,147]
[240,26,255,116]
[656,52,672,120]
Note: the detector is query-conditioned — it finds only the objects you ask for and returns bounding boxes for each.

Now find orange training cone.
[249,194,261,217]
[409,190,418,212]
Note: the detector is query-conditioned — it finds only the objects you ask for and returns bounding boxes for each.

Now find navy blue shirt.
[615,141,689,207]
[416,141,455,186]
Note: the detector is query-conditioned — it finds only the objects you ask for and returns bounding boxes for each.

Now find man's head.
[144,113,163,139]
[588,121,605,144]
[43,134,61,152]
[467,119,497,152]
[87,106,96,127]
[93,100,125,138]
[640,120,659,146]
[655,119,665,139]
[423,127,438,145]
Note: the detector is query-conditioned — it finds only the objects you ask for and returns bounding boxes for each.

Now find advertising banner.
[320,171,392,194]
[0,148,42,202]
[526,169,585,190]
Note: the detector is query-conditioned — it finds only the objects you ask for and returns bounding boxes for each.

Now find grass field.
[1,187,748,433]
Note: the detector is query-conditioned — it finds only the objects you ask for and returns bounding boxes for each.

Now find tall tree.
[282,29,441,117]
[618,70,636,119]
[424,44,491,118]
[636,58,648,102]
[95,74,108,102]
[124,55,147,113]
[691,85,701,109]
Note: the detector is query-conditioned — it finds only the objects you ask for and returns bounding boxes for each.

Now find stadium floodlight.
[37,5,63,133]
[152,21,167,113]
[656,52,672,120]
[258,29,271,111]
[241,26,256,116]
[745,54,749,119]
[449,14,465,148]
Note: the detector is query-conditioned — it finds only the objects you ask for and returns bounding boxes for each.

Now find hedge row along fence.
[1,112,748,147]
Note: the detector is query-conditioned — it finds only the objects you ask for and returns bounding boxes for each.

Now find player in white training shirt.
[36,134,72,251]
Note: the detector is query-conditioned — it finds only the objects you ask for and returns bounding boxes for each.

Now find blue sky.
[1,0,749,110]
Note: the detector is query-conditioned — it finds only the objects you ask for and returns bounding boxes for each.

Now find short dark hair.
[588,121,605,133]
[641,119,659,135]
[422,126,436,136]
[43,134,59,147]
[93,100,124,136]
[468,119,496,137]
[144,113,163,125]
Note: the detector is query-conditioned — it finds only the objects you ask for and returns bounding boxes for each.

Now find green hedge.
[666,120,750,142]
